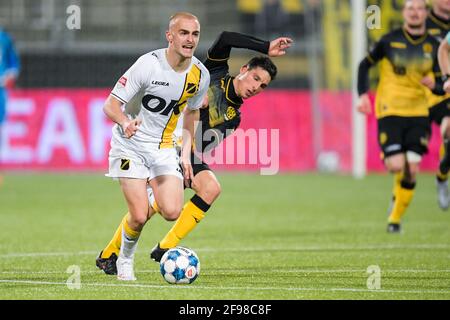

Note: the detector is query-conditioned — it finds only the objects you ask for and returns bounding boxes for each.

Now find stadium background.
[1,0,437,174]
[1,0,450,301]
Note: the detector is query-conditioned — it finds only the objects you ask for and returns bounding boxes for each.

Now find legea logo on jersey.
[151,80,170,86]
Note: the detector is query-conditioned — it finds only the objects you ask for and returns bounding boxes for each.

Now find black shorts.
[191,152,211,176]
[377,116,431,158]
[179,151,212,190]
[429,98,450,125]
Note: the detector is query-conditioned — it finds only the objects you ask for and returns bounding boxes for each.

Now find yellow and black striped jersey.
[366,28,441,119]
[426,10,450,41]
[196,31,269,152]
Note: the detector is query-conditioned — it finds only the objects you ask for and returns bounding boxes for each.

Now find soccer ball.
[160,246,200,284]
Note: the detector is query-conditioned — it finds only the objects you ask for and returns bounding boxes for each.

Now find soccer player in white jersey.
[96,12,210,281]
[438,31,450,93]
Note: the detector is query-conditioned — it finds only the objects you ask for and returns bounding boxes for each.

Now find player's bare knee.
[160,206,182,221]
[161,212,180,222]
[407,164,420,179]
[385,154,405,173]
[129,214,148,229]
[386,162,404,173]
[444,120,450,139]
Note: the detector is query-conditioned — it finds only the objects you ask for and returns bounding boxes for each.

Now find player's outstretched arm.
[268,37,293,57]
[207,31,274,61]
[103,95,141,138]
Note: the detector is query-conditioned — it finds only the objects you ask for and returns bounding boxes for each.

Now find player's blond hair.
[168,12,199,30]
[403,0,427,7]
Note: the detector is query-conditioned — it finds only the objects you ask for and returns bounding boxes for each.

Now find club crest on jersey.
[423,43,433,55]
[118,76,127,87]
[120,159,130,170]
[225,106,237,120]
[186,82,199,94]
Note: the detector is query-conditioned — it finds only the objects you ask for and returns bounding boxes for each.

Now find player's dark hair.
[246,56,277,81]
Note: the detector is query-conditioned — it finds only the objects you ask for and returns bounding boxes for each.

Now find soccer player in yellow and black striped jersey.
[357,0,445,233]
[147,32,292,262]
[426,0,450,210]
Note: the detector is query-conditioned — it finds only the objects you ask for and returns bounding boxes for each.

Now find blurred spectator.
[256,0,289,38]
[0,28,20,123]
[236,0,263,35]
[303,0,322,37]
[237,0,315,39]
[0,27,20,184]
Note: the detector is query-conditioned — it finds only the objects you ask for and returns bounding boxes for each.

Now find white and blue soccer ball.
[160,246,200,284]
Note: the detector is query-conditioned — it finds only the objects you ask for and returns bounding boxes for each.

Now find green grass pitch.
[0,172,449,300]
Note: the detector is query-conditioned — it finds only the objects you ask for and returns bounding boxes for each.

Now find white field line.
[0,279,449,295]
[2,269,450,275]
[1,243,450,259]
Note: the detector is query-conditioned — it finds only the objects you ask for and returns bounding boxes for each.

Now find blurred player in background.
[149,32,293,262]
[357,0,444,233]
[425,0,450,210]
[0,27,20,186]
[96,12,210,280]
[438,32,450,91]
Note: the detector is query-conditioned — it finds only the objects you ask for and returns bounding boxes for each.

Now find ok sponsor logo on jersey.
[141,94,182,116]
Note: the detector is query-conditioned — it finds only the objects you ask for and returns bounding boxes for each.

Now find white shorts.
[106,144,183,181]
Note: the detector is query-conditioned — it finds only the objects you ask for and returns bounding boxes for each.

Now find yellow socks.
[101,212,141,259]
[437,171,448,182]
[388,180,416,224]
[437,142,449,180]
[120,214,141,259]
[439,139,450,176]
[101,213,129,258]
[392,172,403,199]
[160,195,210,249]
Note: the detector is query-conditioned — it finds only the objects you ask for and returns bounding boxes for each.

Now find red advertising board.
[0,89,442,173]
